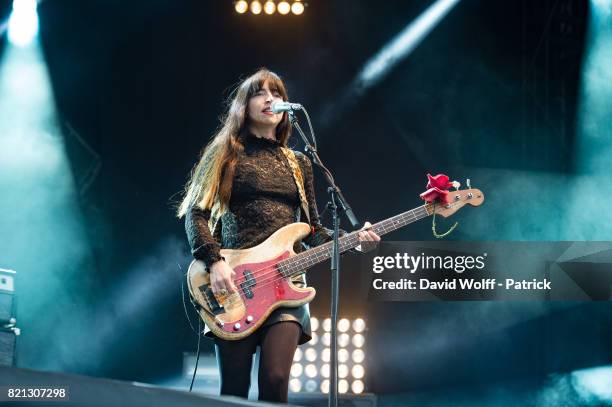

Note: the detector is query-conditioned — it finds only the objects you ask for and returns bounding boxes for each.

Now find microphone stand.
[288,109,359,407]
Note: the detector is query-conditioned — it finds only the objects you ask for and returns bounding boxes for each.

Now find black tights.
[214,321,301,403]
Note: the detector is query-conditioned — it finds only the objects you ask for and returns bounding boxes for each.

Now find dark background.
[1,0,610,400]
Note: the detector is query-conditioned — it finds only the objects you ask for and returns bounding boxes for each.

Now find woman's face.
[247,79,284,129]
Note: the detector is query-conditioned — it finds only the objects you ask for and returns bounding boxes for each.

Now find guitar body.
[187,222,316,341]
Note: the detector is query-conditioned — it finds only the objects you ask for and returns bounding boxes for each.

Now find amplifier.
[0,269,15,324]
[0,327,17,366]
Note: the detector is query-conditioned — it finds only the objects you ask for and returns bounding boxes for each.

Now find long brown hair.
[177,68,292,218]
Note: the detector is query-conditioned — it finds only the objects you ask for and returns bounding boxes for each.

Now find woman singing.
[177,68,379,402]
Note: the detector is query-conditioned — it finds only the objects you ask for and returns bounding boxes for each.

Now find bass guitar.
[187,186,484,340]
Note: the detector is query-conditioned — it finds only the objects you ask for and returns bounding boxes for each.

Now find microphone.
[271,101,303,114]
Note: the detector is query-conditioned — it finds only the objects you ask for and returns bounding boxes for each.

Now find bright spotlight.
[323,318,331,332]
[320,363,330,378]
[293,348,302,361]
[311,317,319,331]
[358,0,460,89]
[338,348,349,363]
[338,333,350,347]
[278,1,291,14]
[8,0,39,47]
[305,348,317,362]
[250,0,262,14]
[289,378,302,392]
[291,363,303,377]
[305,364,317,378]
[338,318,350,332]
[572,366,612,402]
[352,333,365,348]
[321,379,330,394]
[352,318,366,332]
[264,0,276,14]
[322,347,330,362]
[338,364,349,379]
[235,0,248,13]
[310,332,319,345]
[352,380,365,394]
[352,349,365,363]
[338,379,349,394]
[322,332,331,347]
[291,0,305,15]
[592,0,612,15]
[352,364,365,379]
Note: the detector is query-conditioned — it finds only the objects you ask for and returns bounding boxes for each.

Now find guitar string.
[210,200,465,318]
[231,205,427,289]
[225,205,431,298]
[238,196,473,297]
[209,208,424,311]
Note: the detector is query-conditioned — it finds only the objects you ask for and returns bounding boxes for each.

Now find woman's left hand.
[357,221,381,242]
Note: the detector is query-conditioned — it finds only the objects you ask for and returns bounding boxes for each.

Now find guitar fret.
[277,204,434,277]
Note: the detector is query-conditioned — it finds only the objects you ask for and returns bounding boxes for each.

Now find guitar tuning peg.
[466,178,471,189]
[451,180,461,190]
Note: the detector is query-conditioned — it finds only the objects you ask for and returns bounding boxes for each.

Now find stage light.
[289,378,302,392]
[322,347,330,362]
[352,318,366,333]
[571,366,612,402]
[320,363,330,378]
[263,0,276,14]
[291,0,305,15]
[352,349,365,363]
[570,1,612,238]
[295,315,367,394]
[311,317,319,331]
[250,0,262,14]
[8,0,39,47]
[0,0,104,372]
[352,333,365,348]
[235,0,248,13]
[291,363,303,377]
[352,380,365,394]
[277,1,290,15]
[338,348,349,363]
[352,365,365,379]
[305,379,317,392]
[339,379,349,394]
[358,0,461,89]
[321,379,330,394]
[323,317,331,332]
[338,333,350,347]
[293,348,302,361]
[305,363,318,378]
[592,0,612,14]
[305,348,317,362]
[338,364,349,379]
[319,0,460,130]
[338,318,350,332]
[310,331,318,345]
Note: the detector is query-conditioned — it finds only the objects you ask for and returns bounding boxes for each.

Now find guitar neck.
[277,204,433,279]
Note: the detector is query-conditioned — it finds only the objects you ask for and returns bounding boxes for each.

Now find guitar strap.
[207,147,310,237]
[279,147,311,225]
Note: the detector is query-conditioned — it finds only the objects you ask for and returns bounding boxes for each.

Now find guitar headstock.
[425,188,484,218]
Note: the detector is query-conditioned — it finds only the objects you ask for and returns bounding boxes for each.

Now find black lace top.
[185,134,334,344]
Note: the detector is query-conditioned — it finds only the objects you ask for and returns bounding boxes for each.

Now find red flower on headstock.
[420,173,453,203]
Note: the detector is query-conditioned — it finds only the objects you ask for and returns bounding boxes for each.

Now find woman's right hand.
[209,259,238,296]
